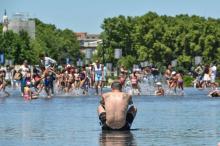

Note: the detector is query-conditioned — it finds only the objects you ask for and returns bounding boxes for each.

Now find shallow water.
[0,88,220,146]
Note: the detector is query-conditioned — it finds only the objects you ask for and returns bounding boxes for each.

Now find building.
[2,10,9,33]
[75,32,102,57]
[6,12,35,39]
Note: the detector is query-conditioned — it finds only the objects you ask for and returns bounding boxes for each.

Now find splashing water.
[123,74,184,96]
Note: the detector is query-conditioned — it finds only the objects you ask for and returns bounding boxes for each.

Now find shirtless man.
[164,64,172,86]
[98,80,137,131]
[176,71,184,90]
[130,71,140,95]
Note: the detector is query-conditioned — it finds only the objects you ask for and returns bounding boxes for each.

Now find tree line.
[0,19,81,65]
[95,12,220,71]
[0,12,220,72]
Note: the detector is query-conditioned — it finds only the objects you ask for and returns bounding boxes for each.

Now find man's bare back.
[98,80,137,130]
[102,92,132,129]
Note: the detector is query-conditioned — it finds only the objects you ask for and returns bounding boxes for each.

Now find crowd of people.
[7,59,108,99]
[0,56,218,132]
[0,55,219,99]
[192,63,220,97]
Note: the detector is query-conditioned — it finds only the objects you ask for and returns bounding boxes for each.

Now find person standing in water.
[19,60,30,96]
[98,80,137,130]
[164,64,172,87]
[130,71,140,95]
[0,69,10,96]
[23,81,32,100]
[155,82,164,96]
[94,60,103,95]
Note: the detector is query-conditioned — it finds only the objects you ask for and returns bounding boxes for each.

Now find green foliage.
[216,77,220,85]
[34,19,81,64]
[118,55,136,69]
[183,75,194,87]
[0,19,80,65]
[177,55,192,70]
[99,12,220,70]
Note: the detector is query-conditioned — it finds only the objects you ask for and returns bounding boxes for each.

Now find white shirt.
[19,65,30,77]
[94,64,102,76]
[211,66,217,77]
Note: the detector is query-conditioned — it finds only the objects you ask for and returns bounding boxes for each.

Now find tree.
[98,12,220,71]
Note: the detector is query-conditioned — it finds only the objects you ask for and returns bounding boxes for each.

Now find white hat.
[171,71,176,75]
[26,82,31,86]
[66,64,71,68]
[156,82,162,86]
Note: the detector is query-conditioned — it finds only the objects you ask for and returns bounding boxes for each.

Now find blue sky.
[1,0,220,33]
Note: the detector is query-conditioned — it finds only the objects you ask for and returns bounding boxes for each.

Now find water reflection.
[0,97,6,104]
[99,131,137,146]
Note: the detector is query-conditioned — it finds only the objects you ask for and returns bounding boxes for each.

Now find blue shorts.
[95,75,102,82]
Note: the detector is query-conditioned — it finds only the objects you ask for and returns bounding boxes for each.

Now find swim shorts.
[95,74,102,82]
[99,112,134,131]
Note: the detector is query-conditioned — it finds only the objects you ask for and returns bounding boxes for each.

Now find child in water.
[23,82,32,100]
[155,82,165,96]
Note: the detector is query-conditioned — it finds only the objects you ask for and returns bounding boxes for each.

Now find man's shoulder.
[102,92,111,97]
[103,91,128,96]
[121,92,131,98]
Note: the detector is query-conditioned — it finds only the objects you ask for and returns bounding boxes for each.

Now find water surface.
[0,88,220,146]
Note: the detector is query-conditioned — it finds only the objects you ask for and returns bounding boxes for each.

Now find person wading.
[98,80,137,131]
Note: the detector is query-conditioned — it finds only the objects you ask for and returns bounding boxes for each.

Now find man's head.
[96,60,99,64]
[96,60,100,68]
[111,80,122,91]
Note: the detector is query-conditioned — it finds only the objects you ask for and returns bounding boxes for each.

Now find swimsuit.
[99,112,134,131]
[23,94,31,100]
[178,80,183,83]
[95,66,102,82]
[131,77,138,85]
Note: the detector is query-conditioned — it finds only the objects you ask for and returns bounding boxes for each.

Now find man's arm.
[100,94,105,107]
[128,94,133,105]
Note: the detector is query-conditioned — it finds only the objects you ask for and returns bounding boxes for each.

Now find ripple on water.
[0,87,220,146]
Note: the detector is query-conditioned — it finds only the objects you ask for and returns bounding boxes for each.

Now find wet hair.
[111,80,122,91]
